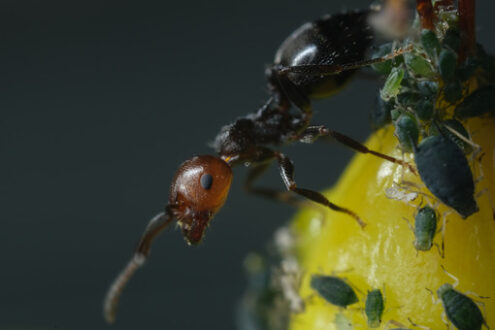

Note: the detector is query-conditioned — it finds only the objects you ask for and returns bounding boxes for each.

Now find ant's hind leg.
[274,151,366,228]
[295,125,417,174]
[276,46,411,77]
[103,208,175,324]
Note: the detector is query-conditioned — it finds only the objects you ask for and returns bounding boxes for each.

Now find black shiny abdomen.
[274,10,373,98]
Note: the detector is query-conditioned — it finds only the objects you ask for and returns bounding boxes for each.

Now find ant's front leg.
[295,125,417,174]
[103,208,175,323]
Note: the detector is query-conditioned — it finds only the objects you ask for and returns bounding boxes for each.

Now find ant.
[103,7,415,323]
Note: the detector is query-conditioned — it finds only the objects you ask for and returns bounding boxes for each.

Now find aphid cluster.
[372,8,495,218]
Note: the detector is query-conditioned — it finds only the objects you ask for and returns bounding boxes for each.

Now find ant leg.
[296,125,417,174]
[103,208,175,323]
[273,151,366,228]
[276,46,411,77]
[274,73,312,113]
[416,0,435,30]
[244,161,304,207]
[458,0,476,61]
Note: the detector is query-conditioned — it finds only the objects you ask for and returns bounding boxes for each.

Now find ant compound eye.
[200,173,213,190]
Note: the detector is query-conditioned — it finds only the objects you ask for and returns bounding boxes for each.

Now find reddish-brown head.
[169,155,233,245]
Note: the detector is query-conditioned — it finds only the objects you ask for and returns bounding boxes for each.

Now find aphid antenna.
[440,265,459,288]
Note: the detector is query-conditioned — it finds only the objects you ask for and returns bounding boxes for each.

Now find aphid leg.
[103,209,175,323]
[402,216,414,231]
[440,265,459,288]
[296,125,417,174]
[276,46,411,76]
[384,320,411,330]
[426,287,440,305]
[409,317,433,330]
[439,210,452,258]
[441,310,450,329]
[273,151,366,228]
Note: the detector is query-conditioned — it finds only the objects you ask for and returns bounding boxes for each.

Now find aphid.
[381,67,405,101]
[437,283,487,330]
[310,275,358,308]
[371,94,393,131]
[405,206,437,251]
[405,52,435,78]
[413,135,478,218]
[421,29,441,59]
[438,48,458,80]
[103,7,414,322]
[395,114,419,152]
[365,289,384,328]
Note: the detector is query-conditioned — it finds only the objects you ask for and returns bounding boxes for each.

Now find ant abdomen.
[272,10,374,100]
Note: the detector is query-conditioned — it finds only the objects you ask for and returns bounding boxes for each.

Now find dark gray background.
[1,1,493,329]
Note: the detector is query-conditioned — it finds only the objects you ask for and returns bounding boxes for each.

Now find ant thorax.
[212,106,306,157]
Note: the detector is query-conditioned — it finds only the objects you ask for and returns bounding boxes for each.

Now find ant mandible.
[104,7,414,323]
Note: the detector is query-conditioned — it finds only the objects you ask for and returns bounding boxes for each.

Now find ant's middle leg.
[244,160,308,207]
[273,151,366,228]
[240,147,364,227]
[294,125,417,174]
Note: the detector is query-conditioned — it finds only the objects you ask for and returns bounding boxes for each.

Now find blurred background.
[1,0,493,329]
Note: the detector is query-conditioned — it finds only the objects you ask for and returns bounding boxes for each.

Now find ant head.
[169,155,232,245]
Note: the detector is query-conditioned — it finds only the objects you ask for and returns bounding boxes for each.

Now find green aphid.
[310,275,358,308]
[405,53,435,78]
[417,81,439,97]
[397,91,421,107]
[442,28,461,52]
[439,49,458,80]
[395,114,419,152]
[421,29,441,59]
[454,86,495,119]
[381,67,404,101]
[437,284,487,330]
[415,98,434,120]
[413,207,437,251]
[371,94,393,131]
[365,289,384,328]
[430,119,473,154]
